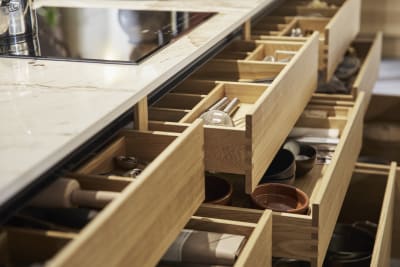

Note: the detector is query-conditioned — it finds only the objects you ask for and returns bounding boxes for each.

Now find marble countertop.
[0,0,275,206]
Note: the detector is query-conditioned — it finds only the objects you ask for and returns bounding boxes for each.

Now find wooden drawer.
[1,121,205,267]
[190,93,365,266]
[251,0,361,81]
[335,162,398,267]
[193,205,272,267]
[149,34,318,193]
[311,33,382,111]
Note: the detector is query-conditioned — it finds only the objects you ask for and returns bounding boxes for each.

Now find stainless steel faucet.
[0,0,40,56]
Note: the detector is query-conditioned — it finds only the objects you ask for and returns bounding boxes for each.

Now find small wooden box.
[149,34,319,193]
[252,0,361,81]
[0,121,205,267]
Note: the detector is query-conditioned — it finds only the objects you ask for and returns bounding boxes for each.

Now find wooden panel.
[204,126,247,174]
[0,228,74,265]
[370,162,397,267]
[246,32,319,193]
[235,211,272,267]
[193,59,285,82]
[352,33,382,110]
[325,0,361,81]
[153,93,203,110]
[148,107,188,122]
[50,121,205,267]
[271,214,317,261]
[193,205,272,267]
[134,97,148,131]
[313,93,365,267]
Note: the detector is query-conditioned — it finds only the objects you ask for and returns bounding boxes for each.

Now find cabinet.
[0,0,393,266]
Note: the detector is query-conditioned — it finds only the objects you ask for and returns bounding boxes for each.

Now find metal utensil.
[201,97,240,127]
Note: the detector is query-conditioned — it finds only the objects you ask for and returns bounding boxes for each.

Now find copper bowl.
[204,174,233,205]
[250,183,309,214]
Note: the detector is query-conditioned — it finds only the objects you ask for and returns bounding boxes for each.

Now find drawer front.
[325,0,361,81]
[194,205,272,267]
[247,32,319,193]
[49,121,205,267]
[370,162,397,267]
[313,93,365,267]
[353,33,383,111]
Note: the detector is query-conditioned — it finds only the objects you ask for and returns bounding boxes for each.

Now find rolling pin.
[30,178,120,209]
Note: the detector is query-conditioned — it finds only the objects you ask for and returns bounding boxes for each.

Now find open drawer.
[1,121,205,267]
[332,162,398,267]
[192,205,272,267]
[311,32,382,109]
[190,93,365,266]
[149,34,318,193]
[251,0,361,81]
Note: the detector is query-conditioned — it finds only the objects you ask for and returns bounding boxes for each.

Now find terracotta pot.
[250,183,309,214]
[204,174,233,205]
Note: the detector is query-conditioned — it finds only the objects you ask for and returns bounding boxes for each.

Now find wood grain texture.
[204,126,247,174]
[370,162,397,267]
[134,98,148,131]
[325,0,361,81]
[313,93,365,267]
[352,33,382,111]
[0,228,74,265]
[246,32,319,193]
[271,214,317,261]
[192,205,272,267]
[49,120,205,267]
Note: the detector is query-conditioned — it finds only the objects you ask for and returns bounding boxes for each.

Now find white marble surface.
[0,0,275,206]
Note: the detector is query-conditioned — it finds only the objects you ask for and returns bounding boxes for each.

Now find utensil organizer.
[250,0,361,81]
[150,34,319,193]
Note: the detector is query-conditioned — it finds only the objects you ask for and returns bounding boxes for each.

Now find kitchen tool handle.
[209,96,228,111]
[71,190,119,209]
[223,98,240,115]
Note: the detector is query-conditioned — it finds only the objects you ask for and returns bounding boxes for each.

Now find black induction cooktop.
[20,7,214,64]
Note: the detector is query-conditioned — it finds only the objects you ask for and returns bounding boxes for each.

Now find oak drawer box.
[149,34,319,193]
[1,121,205,267]
[193,205,272,267]
[335,162,397,267]
[193,93,365,266]
[252,0,361,81]
[312,32,382,110]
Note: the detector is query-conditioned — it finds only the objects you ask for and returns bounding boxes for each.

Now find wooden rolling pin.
[30,178,120,209]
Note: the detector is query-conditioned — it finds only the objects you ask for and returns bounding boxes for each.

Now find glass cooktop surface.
[14,7,214,64]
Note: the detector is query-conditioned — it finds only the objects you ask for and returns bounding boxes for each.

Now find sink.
[4,6,214,64]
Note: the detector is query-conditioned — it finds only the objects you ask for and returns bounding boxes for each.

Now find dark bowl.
[204,174,233,205]
[295,144,317,177]
[261,149,296,182]
[250,183,309,214]
[324,223,375,267]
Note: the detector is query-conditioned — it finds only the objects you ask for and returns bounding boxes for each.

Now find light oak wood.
[46,120,205,267]
[312,93,365,267]
[192,205,272,267]
[134,97,148,131]
[352,33,382,111]
[243,20,252,41]
[325,0,361,81]
[247,32,319,192]
[270,94,365,264]
[370,162,397,267]
[0,228,74,265]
